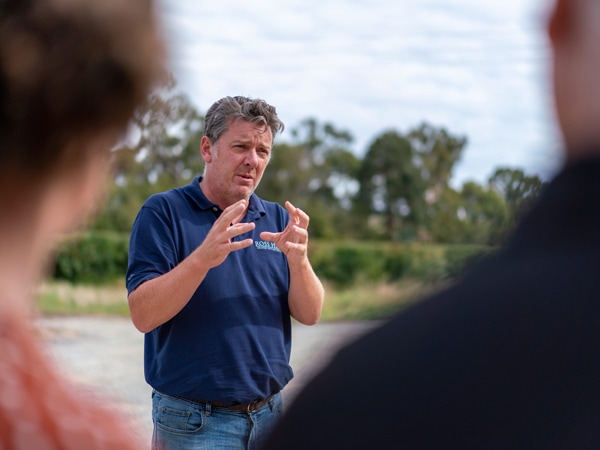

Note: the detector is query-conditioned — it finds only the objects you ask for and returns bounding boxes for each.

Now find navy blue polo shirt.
[126,176,293,403]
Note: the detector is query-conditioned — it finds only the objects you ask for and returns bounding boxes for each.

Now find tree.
[407,122,468,240]
[114,74,204,187]
[355,124,466,242]
[427,186,467,244]
[258,118,360,239]
[408,122,467,196]
[93,75,204,231]
[289,117,358,208]
[459,181,510,245]
[356,130,426,241]
[488,167,548,224]
[257,142,313,207]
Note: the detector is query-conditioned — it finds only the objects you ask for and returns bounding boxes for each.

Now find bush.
[444,245,493,278]
[313,245,388,288]
[403,244,447,282]
[310,240,491,288]
[382,247,410,281]
[53,232,129,283]
[50,232,492,288]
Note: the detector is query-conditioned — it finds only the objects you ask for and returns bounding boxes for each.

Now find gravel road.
[38,316,379,446]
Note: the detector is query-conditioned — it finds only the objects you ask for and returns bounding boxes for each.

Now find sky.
[156,0,563,188]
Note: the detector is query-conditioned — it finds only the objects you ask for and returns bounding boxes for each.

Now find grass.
[35,280,130,316]
[35,278,447,321]
[320,278,445,321]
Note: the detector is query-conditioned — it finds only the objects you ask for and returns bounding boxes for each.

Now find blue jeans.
[151,390,283,450]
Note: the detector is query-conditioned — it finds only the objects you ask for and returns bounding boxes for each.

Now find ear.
[200,135,213,163]
[548,0,573,44]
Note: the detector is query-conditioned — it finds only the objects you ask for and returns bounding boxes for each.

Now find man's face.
[201,119,273,207]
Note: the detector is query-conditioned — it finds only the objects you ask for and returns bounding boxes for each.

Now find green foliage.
[427,187,468,243]
[90,76,548,245]
[53,232,129,283]
[383,247,410,281]
[402,244,447,281]
[355,123,468,242]
[311,244,387,288]
[93,75,204,232]
[444,245,493,278]
[408,122,467,191]
[41,80,554,321]
[357,130,426,240]
[487,167,548,237]
[312,246,361,287]
[50,232,491,290]
[457,181,510,245]
[257,119,360,239]
[309,240,490,289]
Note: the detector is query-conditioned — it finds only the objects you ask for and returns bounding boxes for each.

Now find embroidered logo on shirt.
[254,240,282,252]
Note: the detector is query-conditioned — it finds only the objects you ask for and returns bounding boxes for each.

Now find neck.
[198,176,251,211]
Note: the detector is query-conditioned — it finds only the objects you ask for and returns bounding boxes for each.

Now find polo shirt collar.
[184,176,266,220]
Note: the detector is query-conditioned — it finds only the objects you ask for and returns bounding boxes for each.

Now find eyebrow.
[231,138,272,149]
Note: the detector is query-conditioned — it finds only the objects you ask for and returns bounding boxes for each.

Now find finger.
[221,200,248,226]
[285,201,309,229]
[284,201,300,227]
[291,225,308,240]
[227,222,255,240]
[286,224,308,244]
[260,231,278,242]
[284,201,297,220]
[228,238,254,251]
[284,241,307,253]
[295,207,310,229]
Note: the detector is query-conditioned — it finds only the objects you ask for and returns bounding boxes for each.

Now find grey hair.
[203,96,284,143]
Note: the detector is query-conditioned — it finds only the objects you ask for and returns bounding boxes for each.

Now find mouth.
[236,173,254,184]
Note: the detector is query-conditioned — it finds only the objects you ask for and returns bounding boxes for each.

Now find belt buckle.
[247,401,258,413]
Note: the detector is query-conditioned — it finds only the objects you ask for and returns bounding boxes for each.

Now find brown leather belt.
[183,394,274,413]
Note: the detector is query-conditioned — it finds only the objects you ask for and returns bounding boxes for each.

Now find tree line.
[93,77,547,246]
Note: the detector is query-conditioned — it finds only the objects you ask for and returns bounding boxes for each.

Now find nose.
[245,148,259,167]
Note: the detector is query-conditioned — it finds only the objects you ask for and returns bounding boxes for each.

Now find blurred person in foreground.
[0,0,163,448]
[126,95,324,449]
[264,0,600,448]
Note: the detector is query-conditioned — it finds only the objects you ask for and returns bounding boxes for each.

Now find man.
[126,96,324,449]
[264,0,600,448]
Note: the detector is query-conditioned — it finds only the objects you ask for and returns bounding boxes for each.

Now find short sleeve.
[126,200,178,294]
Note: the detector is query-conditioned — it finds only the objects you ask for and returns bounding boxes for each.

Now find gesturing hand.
[196,199,255,269]
[260,201,310,265]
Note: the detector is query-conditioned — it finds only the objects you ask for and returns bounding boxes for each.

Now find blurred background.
[40,0,556,320]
